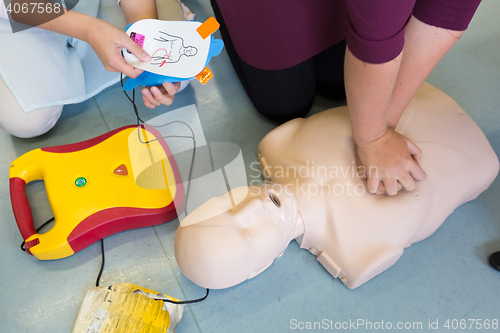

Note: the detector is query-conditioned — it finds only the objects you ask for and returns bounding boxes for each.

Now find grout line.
[153,226,203,333]
[92,97,111,132]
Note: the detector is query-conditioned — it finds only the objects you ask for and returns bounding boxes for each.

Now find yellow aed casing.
[9,125,184,260]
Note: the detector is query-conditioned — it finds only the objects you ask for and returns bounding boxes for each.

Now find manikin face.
[174,183,298,289]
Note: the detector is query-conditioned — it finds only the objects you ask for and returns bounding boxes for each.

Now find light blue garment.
[0,0,126,113]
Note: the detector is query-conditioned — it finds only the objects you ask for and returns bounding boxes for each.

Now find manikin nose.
[234,197,268,224]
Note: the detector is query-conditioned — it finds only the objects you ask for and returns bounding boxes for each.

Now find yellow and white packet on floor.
[72,282,183,333]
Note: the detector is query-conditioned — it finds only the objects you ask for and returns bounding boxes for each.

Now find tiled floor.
[1,1,500,332]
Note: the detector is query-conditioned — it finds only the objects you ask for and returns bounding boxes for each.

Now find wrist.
[387,120,398,129]
[83,17,118,46]
[354,126,390,147]
[77,14,102,43]
[387,108,402,129]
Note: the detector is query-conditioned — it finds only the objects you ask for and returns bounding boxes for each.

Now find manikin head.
[174,183,302,289]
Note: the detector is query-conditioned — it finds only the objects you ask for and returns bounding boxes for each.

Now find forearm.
[344,47,402,145]
[10,1,98,42]
[387,16,463,128]
[119,0,157,24]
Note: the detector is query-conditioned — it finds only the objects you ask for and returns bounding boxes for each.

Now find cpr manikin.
[174,83,499,289]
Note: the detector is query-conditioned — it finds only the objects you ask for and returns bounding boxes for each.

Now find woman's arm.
[345,48,399,147]
[344,0,427,196]
[349,16,463,196]
[387,15,463,128]
[345,48,427,196]
[345,0,476,196]
[10,0,150,78]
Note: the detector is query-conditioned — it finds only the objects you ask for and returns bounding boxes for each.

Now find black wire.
[20,217,55,251]
[120,74,197,210]
[95,239,105,287]
[19,216,106,287]
[93,74,207,303]
[164,288,209,304]
[136,288,209,305]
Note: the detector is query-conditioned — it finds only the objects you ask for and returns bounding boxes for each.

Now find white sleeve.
[0,1,8,21]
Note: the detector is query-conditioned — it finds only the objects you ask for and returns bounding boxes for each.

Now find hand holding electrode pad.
[122,18,224,90]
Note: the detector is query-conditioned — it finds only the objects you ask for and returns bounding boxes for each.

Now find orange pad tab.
[196,67,213,85]
[196,17,220,39]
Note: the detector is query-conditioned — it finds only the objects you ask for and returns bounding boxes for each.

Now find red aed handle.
[10,177,36,240]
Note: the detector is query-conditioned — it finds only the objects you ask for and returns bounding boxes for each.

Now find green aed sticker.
[75,177,87,187]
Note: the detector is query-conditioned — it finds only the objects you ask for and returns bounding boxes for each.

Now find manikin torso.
[174,83,499,289]
[255,82,499,288]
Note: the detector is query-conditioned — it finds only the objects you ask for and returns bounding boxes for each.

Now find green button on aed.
[75,177,87,187]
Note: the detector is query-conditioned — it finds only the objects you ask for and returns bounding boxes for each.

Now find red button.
[113,164,128,176]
